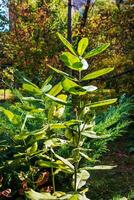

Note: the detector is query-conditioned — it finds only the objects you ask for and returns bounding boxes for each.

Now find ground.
[89,125,134,199]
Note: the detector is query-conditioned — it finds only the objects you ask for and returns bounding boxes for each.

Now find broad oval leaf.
[57,32,76,55]
[60,52,82,71]
[62,78,86,95]
[78,38,89,56]
[84,43,110,59]
[82,67,114,81]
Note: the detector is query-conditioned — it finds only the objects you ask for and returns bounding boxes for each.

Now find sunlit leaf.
[25,189,56,200]
[60,52,82,71]
[41,84,52,93]
[78,38,89,56]
[48,82,63,97]
[72,170,90,190]
[69,194,79,200]
[62,78,86,95]
[22,97,43,102]
[87,98,117,108]
[48,65,78,81]
[80,152,95,162]
[81,131,110,139]
[45,94,68,105]
[51,149,74,170]
[57,32,76,55]
[84,43,110,59]
[23,83,41,95]
[83,165,117,170]
[82,68,114,81]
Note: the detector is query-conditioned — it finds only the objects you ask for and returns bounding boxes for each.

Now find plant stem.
[74,71,82,192]
[51,150,55,193]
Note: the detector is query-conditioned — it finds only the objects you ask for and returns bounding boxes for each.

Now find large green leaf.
[48,82,63,97]
[48,65,78,81]
[78,38,89,56]
[51,149,74,170]
[60,52,82,71]
[0,107,19,124]
[38,160,72,173]
[50,120,82,130]
[50,123,66,129]
[14,133,29,140]
[44,138,66,148]
[57,32,76,55]
[69,194,79,200]
[23,83,41,95]
[22,97,43,102]
[38,160,60,168]
[83,165,117,170]
[87,98,117,108]
[45,94,68,105]
[84,43,110,59]
[80,152,95,162]
[82,67,114,81]
[41,84,52,93]
[81,131,110,139]
[72,170,90,190]
[62,78,86,95]
[25,189,56,200]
